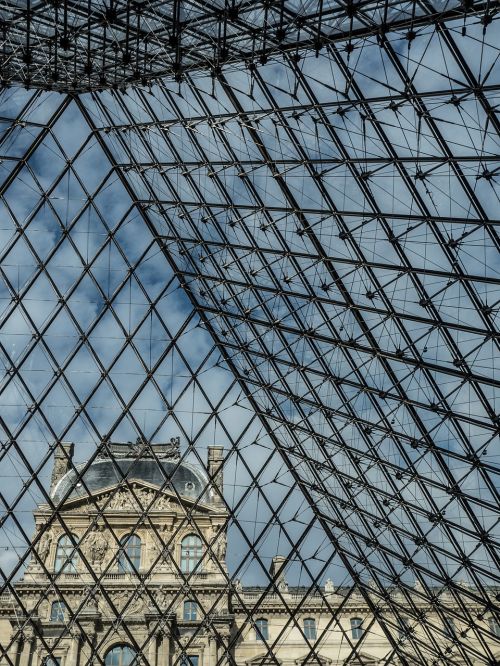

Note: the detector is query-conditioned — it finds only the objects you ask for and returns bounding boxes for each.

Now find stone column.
[147,632,157,666]
[6,636,20,666]
[207,447,224,504]
[18,632,35,666]
[157,631,167,666]
[68,630,80,666]
[208,635,218,666]
[218,630,231,666]
[79,623,96,666]
[31,649,45,666]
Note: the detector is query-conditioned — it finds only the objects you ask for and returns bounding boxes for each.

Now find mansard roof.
[52,456,210,505]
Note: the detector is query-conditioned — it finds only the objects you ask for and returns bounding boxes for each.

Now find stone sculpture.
[86,525,108,566]
[37,528,52,564]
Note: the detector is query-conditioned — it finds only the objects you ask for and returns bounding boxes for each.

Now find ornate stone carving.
[103,487,173,512]
[106,589,144,615]
[109,589,128,611]
[215,529,227,561]
[156,494,171,510]
[159,436,181,460]
[85,525,108,566]
[97,437,181,460]
[108,488,135,510]
[82,586,99,613]
[207,525,227,572]
[217,627,231,640]
[36,526,52,564]
[324,578,335,593]
[136,488,171,510]
[128,590,145,615]
[20,626,35,645]
[137,488,151,510]
[156,585,170,609]
[277,578,289,593]
[150,525,174,569]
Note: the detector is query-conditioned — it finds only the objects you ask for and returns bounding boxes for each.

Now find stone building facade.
[0,442,497,666]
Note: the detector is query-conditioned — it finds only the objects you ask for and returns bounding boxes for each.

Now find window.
[303,618,316,640]
[183,600,198,621]
[181,657,199,666]
[490,617,500,637]
[43,659,61,666]
[351,617,363,640]
[118,534,141,572]
[54,534,79,573]
[181,535,203,573]
[255,618,269,641]
[104,645,137,666]
[50,601,66,622]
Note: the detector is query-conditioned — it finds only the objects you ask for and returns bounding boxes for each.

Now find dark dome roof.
[52,458,210,504]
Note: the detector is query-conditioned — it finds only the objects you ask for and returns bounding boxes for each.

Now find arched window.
[255,618,269,641]
[351,617,363,640]
[104,645,137,666]
[50,601,66,622]
[180,535,203,573]
[118,534,141,572]
[43,658,61,666]
[183,600,198,621]
[54,534,79,573]
[303,617,316,640]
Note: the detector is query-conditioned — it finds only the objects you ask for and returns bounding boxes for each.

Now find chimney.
[270,555,289,592]
[50,442,74,494]
[207,446,224,504]
[270,555,287,578]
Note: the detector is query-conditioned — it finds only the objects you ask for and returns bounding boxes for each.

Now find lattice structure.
[0,0,494,91]
[0,1,499,665]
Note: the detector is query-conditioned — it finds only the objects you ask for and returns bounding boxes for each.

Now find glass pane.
[256,619,269,641]
[181,535,203,573]
[50,602,65,621]
[184,601,197,620]
[119,534,142,572]
[55,535,78,573]
[105,646,137,666]
[304,619,316,640]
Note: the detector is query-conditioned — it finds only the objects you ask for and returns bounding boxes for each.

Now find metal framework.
[0,0,499,665]
[0,0,494,91]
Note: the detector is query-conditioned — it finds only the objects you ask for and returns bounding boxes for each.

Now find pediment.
[344,653,378,665]
[295,654,332,665]
[60,481,211,513]
[246,654,282,666]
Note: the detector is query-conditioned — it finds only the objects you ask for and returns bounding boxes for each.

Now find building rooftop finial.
[97,437,181,460]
